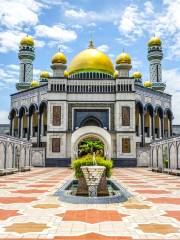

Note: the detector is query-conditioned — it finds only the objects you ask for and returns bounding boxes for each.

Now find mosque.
[8,35,173,167]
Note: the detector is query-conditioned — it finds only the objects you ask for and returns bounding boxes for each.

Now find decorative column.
[141,109,145,147]
[37,112,41,147]
[10,118,13,136]
[159,117,162,139]
[27,114,30,141]
[161,114,164,139]
[18,117,21,138]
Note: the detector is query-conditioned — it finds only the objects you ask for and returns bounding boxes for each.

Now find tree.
[78,138,104,156]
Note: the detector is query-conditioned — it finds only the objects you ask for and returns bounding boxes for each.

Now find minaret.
[115,50,132,77]
[16,35,35,91]
[147,36,166,91]
[51,50,67,77]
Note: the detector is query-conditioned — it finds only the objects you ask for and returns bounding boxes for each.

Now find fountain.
[81,153,105,197]
[54,153,132,204]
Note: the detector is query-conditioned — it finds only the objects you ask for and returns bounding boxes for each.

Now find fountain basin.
[81,165,106,197]
[54,179,132,204]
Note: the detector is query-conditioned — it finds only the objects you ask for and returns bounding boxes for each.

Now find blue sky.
[0,0,180,123]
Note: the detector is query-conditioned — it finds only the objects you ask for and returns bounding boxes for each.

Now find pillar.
[37,113,41,147]
[27,114,30,141]
[18,117,21,138]
[141,109,145,146]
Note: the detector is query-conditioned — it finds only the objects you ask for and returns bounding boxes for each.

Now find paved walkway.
[0,167,179,239]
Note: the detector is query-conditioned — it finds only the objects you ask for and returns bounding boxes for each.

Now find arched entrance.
[71,126,112,160]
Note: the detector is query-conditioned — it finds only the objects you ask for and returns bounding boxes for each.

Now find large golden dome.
[148,36,161,46]
[68,41,114,76]
[116,52,131,65]
[20,35,34,46]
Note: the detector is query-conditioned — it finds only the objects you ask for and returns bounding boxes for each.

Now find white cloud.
[0,30,24,53]
[0,64,43,87]
[97,44,110,53]
[64,8,119,25]
[163,68,180,124]
[0,30,45,53]
[0,110,9,124]
[144,1,154,15]
[35,25,77,43]
[65,9,87,19]
[0,0,43,29]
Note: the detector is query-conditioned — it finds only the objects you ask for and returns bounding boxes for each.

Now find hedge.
[71,154,113,179]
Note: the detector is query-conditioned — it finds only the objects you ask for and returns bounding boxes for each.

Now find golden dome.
[30,80,39,88]
[148,36,161,46]
[114,70,119,79]
[144,81,152,88]
[64,70,69,78]
[116,52,131,65]
[52,52,67,64]
[40,71,50,78]
[20,35,34,46]
[132,71,142,78]
[68,41,114,76]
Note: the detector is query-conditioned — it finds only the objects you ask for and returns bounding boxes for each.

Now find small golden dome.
[51,52,67,64]
[40,71,50,78]
[20,35,34,46]
[116,52,131,65]
[148,36,161,46]
[144,81,152,88]
[114,70,119,79]
[64,70,69,78]
[30,80,39,88]
[68,41,114,76]
[132,71,142,78]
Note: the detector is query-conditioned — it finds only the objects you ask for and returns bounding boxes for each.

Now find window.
[122,106,130,126]
[52,106,61,126]
[122,138,131,153]
[52,138,60,152]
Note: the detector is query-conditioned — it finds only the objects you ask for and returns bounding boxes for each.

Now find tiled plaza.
[0,167,179,239]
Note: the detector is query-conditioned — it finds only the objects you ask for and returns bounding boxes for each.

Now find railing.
[0,135,32,175]
[150,136,180,174]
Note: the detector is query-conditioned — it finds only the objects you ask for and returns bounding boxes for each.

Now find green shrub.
[71,154,113,179]
[164,159,168,168]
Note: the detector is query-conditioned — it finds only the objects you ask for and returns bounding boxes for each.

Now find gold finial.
[88,32,94,48]
[122,47,124,53]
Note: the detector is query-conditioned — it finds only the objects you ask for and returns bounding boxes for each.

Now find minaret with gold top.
[16,35,35,91]
[147,36,166,91]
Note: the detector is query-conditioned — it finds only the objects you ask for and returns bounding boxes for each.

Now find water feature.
[54,152,132,204]
[54,179,132,204]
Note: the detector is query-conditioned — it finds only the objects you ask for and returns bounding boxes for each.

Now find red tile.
[0,197,37,204]
[60,209,128,224]
[164,211,180,221]
[54,233,133,240]
[0,209,21,220]
[11,189,48,194]
[146,198,180,204]
[27,184,54,187]
[135,189,171,194]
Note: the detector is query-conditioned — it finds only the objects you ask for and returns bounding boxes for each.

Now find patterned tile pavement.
[0,167,179,239]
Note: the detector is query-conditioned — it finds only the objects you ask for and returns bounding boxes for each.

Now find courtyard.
[0,167,179,239]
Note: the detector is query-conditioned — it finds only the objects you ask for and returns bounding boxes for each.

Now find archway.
[71,126,111,160]
[80,116,103,128]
